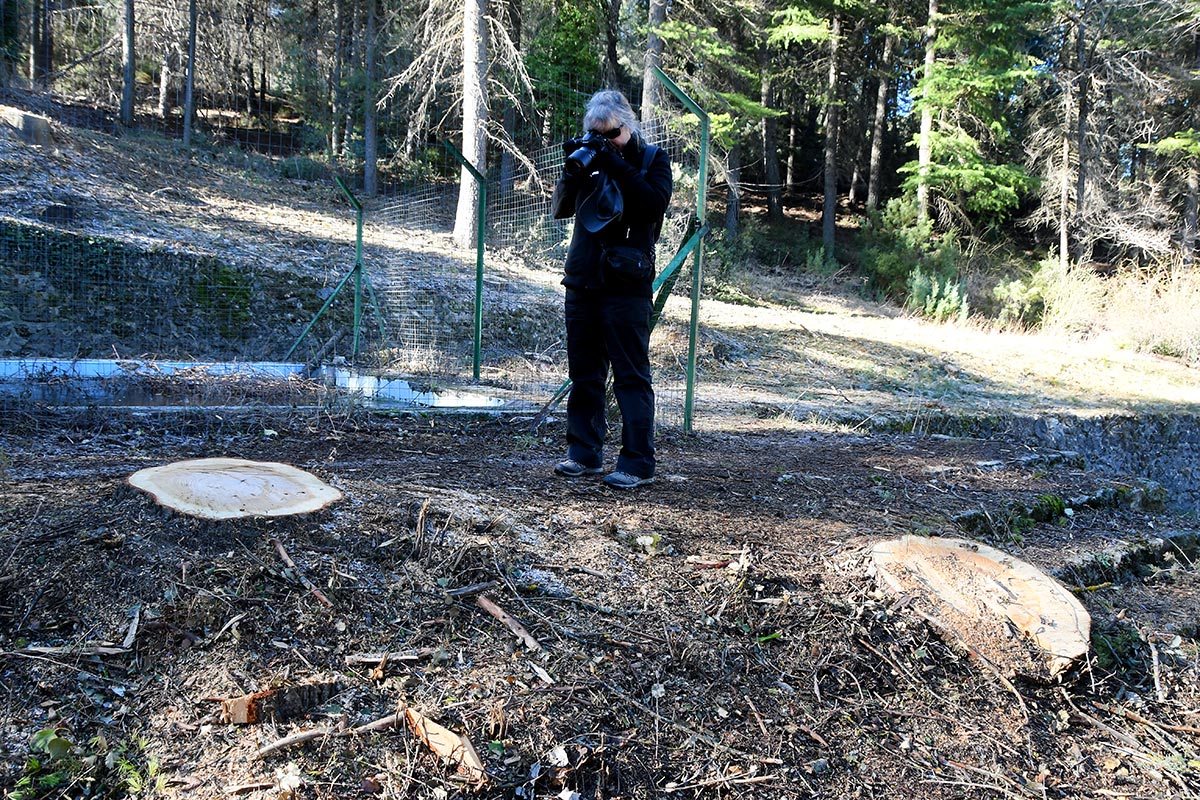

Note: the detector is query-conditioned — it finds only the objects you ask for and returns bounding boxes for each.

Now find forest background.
[1,0,1199,364]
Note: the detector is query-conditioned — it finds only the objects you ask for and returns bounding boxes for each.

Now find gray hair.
[582,90,640,137]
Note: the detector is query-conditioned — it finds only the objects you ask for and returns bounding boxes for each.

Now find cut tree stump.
[128,458,343,520]
[219,680,342,724]
[871,535,1090,680]
[0,106,53,146]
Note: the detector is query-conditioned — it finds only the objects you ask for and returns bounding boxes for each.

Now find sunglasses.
[590,125,623,139]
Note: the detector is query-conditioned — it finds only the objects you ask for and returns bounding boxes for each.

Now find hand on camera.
[562,139,583,157]
[593,146,630,175]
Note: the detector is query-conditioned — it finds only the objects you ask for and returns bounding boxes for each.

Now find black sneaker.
[603,471,654,490]
[554,459,603,478]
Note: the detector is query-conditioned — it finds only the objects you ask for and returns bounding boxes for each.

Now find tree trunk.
[183,0,197,145]
[343,0,360,156]
[866,23,895,212]
[330,0,346,161]
[847,71,867,207]
[30,0,51,88]
[363,0,378,197]
[786,115,797,191]
[640,0,667,138]
[453,0,487,250]
[0,0,11,87]
[1185,160,1198,270]
[1059,131,1069,272]
[603,0,619,87]
[259,3,268,114]
[121,0,135,126]
[762,70,782,221]
[822,13,840,257]
[725,142,742,241]
[1073,13,1090,263]
[243,4,255,116]
[158,49,174,118]
[916,0,938,224]
[28,0,35,85]
[500,105,516,194]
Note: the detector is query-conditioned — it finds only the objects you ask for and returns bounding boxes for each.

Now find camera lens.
[564,146,598,176]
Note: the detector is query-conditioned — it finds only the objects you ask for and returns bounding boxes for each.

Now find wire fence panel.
[2,7,710,424]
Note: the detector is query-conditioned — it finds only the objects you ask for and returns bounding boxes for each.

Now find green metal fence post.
[443,140,487,382]
[284,176,385,362]
[652,66,709,433]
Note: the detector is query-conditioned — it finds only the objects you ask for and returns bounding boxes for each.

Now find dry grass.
[1038,264,1200,365]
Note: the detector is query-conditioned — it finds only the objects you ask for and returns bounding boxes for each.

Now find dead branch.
[446,580,497,597]
[344,648,436,666]
[4,644,129,657]
[664,773,780,793]
[353,709,407,735]
[1093,701,1200,737]
[271,538,333,608]
[598,680,761,762]
[255,726,339,759]
[225,782,276,794]
[476,594,541,651]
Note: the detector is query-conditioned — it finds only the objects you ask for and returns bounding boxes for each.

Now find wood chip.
[405,706,487,783]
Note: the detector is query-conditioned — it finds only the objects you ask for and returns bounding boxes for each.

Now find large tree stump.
[128,458,343,520]
[871,535,1090,680]
[1,106,53,146]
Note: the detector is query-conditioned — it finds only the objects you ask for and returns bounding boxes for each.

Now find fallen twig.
[344,648,436,666]
[353,710,406,735]
[1092,701,1200,736]
[225,781,275,794]
[1150,640,1165,702]
[256,707,409,759]
[4,644,129,658]
[476,594,541,651]
[665,773,779,792]
[446,581,497,597]
[271,537,333,608]
[255,726,338,759]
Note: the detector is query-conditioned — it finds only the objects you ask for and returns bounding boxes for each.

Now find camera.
[564,131,611,176]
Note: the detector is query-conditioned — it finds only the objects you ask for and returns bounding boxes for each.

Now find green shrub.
[858,197,960,301]
[907,267,970,323]
[991,256,1060,328]
[281,155,329,181]
[859,197,965,322]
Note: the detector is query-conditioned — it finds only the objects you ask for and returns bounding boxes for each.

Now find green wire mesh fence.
[0,67,708,428]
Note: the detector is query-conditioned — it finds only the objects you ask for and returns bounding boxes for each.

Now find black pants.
[564,289,655,479]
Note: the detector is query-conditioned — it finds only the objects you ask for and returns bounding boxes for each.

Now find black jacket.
[551,133,673,296]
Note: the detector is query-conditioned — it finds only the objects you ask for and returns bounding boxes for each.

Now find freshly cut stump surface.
[871,535,1091,679]
[127,457,343,520]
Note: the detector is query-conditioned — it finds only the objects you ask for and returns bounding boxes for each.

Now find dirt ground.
[2,409,1200,799]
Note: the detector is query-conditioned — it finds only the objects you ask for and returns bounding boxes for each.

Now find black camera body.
[564,131,612,176]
